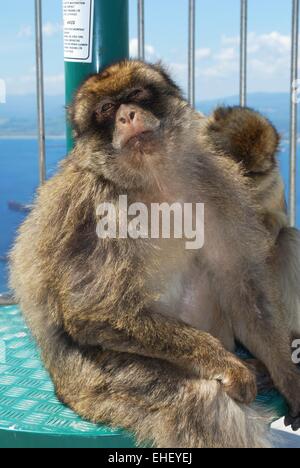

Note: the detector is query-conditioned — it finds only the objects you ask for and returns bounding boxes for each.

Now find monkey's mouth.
[125,130,157,150]
[127,130,154,144]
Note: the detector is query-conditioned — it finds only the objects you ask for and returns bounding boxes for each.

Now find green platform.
[0,306,135,448]
[0,305,287,448]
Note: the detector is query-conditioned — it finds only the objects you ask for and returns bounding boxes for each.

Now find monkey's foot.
[280,369,300,432]
[284,415,300,432]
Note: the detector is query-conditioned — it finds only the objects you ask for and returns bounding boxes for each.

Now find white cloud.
[8,30,296,100]
[5,72,65,96]
[167,63,186,90]
[163,30,294,99]
[199,47,238,79]
[17,26,32,39]
[185,30,298,99]
[0,79,6,103]
[215,47,237,62]
[129,38,157,59]
[199,31,293,82]
[44,73,65,89]
[42,22,63,38]
[195,48,211,60]
[168,50,211,84]
[245,32,291,81]
[170,63,187,74]
[17,23,62,40]
[220,31,291,63]
[221,35,239,47]
[249,31,290,54]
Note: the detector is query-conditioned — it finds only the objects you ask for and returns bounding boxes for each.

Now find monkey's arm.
[61,299,256,404]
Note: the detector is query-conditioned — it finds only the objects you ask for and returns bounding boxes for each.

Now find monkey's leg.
[275,227,300,341]
[201,226,300,428]
[44,330,273,448]
[198,193,300,427]
[220,274,300,431]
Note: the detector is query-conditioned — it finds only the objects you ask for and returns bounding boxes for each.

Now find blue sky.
[0,0,296,100]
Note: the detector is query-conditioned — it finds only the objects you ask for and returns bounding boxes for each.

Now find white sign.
[63,0,94,63]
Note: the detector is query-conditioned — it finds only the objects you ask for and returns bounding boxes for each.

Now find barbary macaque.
[10,61,300,448]
[204,106,300,340]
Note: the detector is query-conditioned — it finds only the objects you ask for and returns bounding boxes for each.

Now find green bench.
[0,305,287,448]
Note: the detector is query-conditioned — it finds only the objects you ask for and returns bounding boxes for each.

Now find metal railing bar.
[188,0,196,108]
[138,0,145,60]
[0,294,17,306]
[240,0,248,107]
[290,0,299,227]
[35,0,46,185]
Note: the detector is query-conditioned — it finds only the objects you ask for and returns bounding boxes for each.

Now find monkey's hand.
[216,356,257,404]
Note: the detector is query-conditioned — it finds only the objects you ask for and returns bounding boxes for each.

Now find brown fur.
[204,106,286,233]
[207,106,280,174]
[205,105,300,342]
[10,62,300,447]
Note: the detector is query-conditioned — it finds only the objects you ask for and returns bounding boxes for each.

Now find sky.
[0,0,296,101]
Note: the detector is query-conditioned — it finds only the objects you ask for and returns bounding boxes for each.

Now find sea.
[0,139,66,292]
[0,137,299,293]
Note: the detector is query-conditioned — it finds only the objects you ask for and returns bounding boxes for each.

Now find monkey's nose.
[114,104,156,150]
[118,105,137,125]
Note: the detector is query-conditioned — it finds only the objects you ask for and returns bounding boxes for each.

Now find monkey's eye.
[95,101,116,120]
[101,102,115,113]
[127,89,146,101]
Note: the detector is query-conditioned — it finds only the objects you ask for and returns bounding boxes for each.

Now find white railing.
[240,0,248,107]
[35,0,46,185]
[290,0,299,226]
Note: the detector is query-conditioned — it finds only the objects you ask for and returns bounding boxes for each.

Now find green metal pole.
[64,0,129,152]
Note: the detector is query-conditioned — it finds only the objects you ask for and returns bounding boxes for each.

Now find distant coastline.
[1,92,298,140]
[0,135,66,140]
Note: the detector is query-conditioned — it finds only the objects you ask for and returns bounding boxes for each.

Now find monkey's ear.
[206,106,280,174]
[67,103,79,140]
[67,88,96,139]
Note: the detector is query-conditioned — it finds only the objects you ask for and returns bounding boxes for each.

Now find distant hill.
[0,92,297,137]
[0,94,66,137]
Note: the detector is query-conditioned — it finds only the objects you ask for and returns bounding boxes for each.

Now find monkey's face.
[69,61,190,191]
